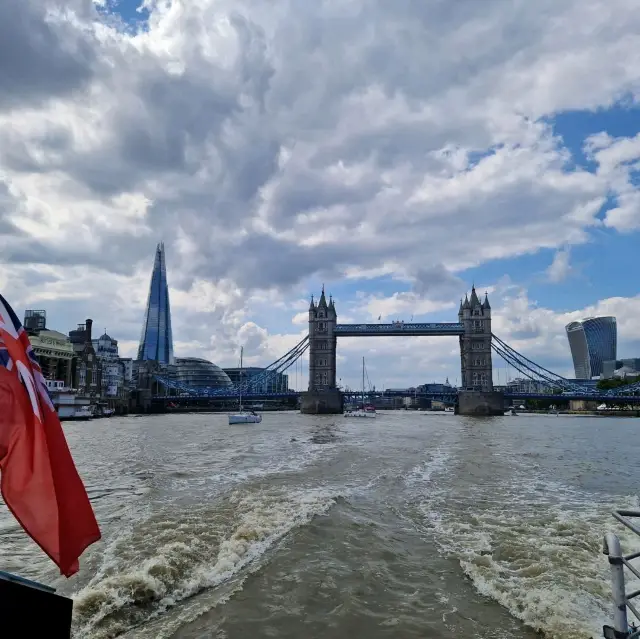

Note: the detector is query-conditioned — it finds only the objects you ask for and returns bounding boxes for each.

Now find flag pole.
[0,292,100,637]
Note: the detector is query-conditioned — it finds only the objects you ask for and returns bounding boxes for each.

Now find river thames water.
[1,411,639,638]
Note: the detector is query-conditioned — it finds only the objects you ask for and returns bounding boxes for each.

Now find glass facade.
[565,316,617,378]
[137,242,175,365]
[175,358,234,389]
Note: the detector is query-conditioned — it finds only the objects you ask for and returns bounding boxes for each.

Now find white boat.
[70,406,93,421]
[229,412,262,424]
[345,357,376,418]
[229,346,262,425]
[344,407,376,418]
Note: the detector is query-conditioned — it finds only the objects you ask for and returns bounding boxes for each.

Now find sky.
[1,0,640,391]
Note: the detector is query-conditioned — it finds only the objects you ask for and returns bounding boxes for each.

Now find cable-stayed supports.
[491,333,591,393]
[240,335,309,393]
[492,334,640,398]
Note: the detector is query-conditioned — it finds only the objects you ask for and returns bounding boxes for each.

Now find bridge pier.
[456,390,505,416]
[299,389,344,415]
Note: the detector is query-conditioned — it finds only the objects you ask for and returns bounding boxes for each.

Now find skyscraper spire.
[137,242,174,365]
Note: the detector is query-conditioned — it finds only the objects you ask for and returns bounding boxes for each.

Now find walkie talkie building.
[565,316,617,379]
[137,242,175,365]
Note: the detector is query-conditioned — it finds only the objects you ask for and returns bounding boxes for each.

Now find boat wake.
[403,451,640,639]
[72,487,338,638]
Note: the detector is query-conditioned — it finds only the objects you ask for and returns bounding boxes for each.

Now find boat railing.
[603,510,640,638]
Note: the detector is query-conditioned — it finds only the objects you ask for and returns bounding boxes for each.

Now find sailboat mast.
[362,356,365,406]
[239,346,243,410]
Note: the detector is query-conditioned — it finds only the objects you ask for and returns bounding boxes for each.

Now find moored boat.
[345,358,376,419]
[229,346,262,424]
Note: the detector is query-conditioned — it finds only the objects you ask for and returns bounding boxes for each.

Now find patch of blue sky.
[547,101,640,170]
[96,0,150,32]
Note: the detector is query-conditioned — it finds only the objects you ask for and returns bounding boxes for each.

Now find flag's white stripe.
[16,360,42,422]
[0,299,19,339]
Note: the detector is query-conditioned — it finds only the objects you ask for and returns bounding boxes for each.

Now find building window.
[318,322,326,332]
[473,309,480,316]
[473,320,483,333]
[472,372,487,387]
[318,311,325,318]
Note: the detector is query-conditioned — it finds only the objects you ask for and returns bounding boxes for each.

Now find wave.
[404,451,640,639]
[72,487,338,638]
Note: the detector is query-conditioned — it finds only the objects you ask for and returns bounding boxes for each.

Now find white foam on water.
[412,460,640,639]
[172,440,337,495]
[71,486,340,639]
[403,448,451,487]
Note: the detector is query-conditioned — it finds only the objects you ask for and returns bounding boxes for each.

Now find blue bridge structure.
[150,287,640,408]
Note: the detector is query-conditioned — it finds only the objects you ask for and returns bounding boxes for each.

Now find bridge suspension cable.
[240,335,309,393]
[491,334,640,397]
[491,334,590,393]
[153,335,310,397]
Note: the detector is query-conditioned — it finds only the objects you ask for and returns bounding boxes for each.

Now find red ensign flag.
[0,294,101,577]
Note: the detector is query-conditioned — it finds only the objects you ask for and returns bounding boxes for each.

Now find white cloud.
[584,131,640,231]
[546,248,572,283]
[1,0,640,389]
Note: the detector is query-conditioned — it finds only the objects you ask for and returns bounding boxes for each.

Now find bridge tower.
[300,287,343,414]
[459,286,494,391]
[457,286,503,415]
[308,287,337,391]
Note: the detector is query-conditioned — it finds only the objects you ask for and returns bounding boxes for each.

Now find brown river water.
[1,411,639,639]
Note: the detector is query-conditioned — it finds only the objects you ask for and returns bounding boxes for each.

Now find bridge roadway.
[153,389,640,403]
[334,322,465,337]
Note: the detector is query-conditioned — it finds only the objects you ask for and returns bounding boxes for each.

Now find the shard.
[137,242,175,365]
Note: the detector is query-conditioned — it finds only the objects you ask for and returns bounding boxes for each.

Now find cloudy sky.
[2,0,639,390]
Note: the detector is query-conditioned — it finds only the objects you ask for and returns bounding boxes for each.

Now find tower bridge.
[302,286,502,416]
[149,284,640,410]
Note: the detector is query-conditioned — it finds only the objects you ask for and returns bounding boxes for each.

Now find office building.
[602,358,640,380]
[24,310,74,387]
[93,332,125,397]
[175,357,234,389]
[565,316,617,379]
[137,242,174,366]
[69,319,101,395]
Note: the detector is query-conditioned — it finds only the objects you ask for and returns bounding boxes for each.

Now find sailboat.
[344,357,376,418]
[229,346,262,425]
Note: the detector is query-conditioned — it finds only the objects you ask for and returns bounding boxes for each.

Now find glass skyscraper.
[565,316,617,379]
[137,242,174,365]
